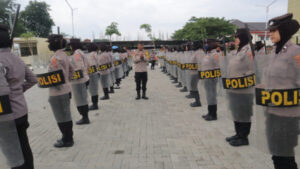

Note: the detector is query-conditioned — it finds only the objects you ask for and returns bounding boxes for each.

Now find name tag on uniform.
[0,95,12,116]
[222,74,256,89]
[181,64,186,70]
[72,70,83,80]
[256,88,300,107]
[199,69,222,79]
[187,63,198,70]
[114,61,122,66]
[98,64,109,71]
[88,65,97,75]
[177,63,181,68]
[37,70,65,88]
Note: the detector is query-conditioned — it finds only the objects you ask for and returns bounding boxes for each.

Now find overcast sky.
[16,0,288,40]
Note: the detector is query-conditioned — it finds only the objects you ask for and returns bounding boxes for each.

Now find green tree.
[172,17,236,40]
[140,23,153,40]
[0,0,26,36]
[20,32,35,56]
[105,22,121,45]
[20,0,55,37]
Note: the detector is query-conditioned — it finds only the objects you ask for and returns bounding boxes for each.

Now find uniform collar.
[0,48,11,52]
[275,40,293,54]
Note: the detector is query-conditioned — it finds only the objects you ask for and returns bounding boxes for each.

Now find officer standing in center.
[134,43,149,100]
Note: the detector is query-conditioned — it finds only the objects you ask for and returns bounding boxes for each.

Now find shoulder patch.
[294,55,300,68]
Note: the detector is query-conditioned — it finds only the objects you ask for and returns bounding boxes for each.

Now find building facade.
[288,0,300,44]
[13,37,52,69]
[230,19,273,46]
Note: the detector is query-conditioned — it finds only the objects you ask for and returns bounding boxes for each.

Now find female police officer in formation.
[86,43,99,110]
[47,34,75,148]
[0,24,37,169]
[200,40,220,121]
[256,13,300,169]
[224,28,255,147]
[98,45,112,100]
[69,39,91,125]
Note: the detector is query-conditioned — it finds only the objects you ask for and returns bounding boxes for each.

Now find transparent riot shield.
[189,51,200,92]
[220,47,255,122]
[0,99,24,168]
[254,50,300,157]
[198,50,222,106]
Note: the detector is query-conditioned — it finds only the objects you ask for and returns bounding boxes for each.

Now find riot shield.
[189,51,200,92]
[220,46,255,123]
[0,98,24,168]
[254,49,300,157]
[176,52,182,84]
[198,50,221,106]
[185,51,192,91]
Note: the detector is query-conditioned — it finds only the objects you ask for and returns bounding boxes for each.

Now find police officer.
[200,40,220,120]
[46,34,75,147]
[86,43,99,110]
[107,47,115,94]
[0,24,37,169]
[97,45,111,100]
[134,43,149,100]
[258,13,300,169]
[113,47,123,89]
[69,39,91,125]
[225,28,255,147]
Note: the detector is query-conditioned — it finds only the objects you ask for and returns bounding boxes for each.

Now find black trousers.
[12,115,34,169]
[151,61,156,69]
[135,72,148,92]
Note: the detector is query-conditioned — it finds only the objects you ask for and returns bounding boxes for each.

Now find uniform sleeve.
[68,56,75,80]
[0,64,10,95]
[293,53,300,86]
[23,66,38,92]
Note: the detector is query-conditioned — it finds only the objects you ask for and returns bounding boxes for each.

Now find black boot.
[176,82,182,88]
[109,86,115,93]
[204,105,217,121]
[54,121,74,148]
[185,91,194,99]
[272,156,298,169]
[100,88,110,100]
[142,91,149,100]
[229,122,251,147]
[172,78,178,83]
[190,91,201,107]
[76,105,90,125]
[226,121,239,142]
[136,91,141,100]
[89,95,99,110]
[180,86,188,92]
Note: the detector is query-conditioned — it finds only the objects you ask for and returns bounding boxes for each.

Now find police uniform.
[0,24,37,168]
[224,29,255,147]
[201,48,220,120]
[97,50,111,100]
[86,47,99,110]
[47,42,75,147]
[134,49,149,100]
[255,13,300,169]
[69,45,90,125]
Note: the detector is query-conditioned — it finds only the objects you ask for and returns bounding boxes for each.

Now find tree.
[0,0,26,36]
[105,22,121,45]
[172,17,236,41]
[20,32,35,56]
[20,1,55,37]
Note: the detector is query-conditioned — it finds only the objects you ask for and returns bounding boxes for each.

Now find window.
[20,46,38,57]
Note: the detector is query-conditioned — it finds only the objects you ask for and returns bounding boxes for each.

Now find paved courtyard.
[24,67,277,169]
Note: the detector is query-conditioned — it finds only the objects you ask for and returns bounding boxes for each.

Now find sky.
[16,0,288,40]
